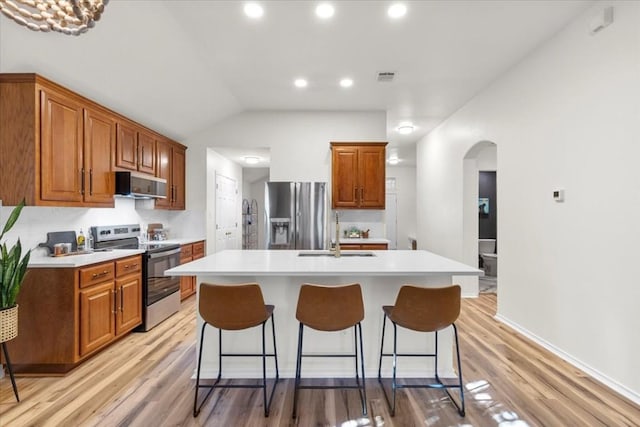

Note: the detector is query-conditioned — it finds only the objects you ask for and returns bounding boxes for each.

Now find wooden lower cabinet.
[341,243,388,250]
[7,255,142,374]
[180,240,205,300]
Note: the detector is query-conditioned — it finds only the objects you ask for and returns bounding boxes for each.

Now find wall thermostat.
[553,189,565,202]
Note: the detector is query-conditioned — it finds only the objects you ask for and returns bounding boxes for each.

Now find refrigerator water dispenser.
[270,218,291,245]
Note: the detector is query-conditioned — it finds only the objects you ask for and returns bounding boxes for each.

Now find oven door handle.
[147,247,182,259]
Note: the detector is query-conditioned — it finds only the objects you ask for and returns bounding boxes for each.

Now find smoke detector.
[377,72,395,82]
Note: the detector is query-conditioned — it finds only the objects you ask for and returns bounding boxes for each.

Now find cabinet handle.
[360,187,364,203]
[141,146,144,168]
[120,286,124,313]
[89,169,93,196]
[123,263,138,270]
[80,168,85,195]
[112,289,117,315]
[92,270,109,279]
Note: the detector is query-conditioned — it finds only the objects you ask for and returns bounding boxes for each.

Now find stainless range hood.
[115,171,167,199]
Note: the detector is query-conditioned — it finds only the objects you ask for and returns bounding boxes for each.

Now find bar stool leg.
[271,313,279,380]
[391,322,398,416]
[1,342,19,402]
[357,322,367,416]
[292,322,304,419]
[377,313,387,379]
[261,321,268,416]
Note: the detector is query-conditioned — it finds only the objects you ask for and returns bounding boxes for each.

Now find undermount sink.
[298,250,376,257]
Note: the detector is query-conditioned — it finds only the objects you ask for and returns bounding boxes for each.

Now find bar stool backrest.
[390,285,461,332]
[199,282,269,330]
[296,283,364,331]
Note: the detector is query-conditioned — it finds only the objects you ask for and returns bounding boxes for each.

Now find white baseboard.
[495,314,640,405]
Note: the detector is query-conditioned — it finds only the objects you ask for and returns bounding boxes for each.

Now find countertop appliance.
[89,224,181,331]
[264,182,327,250]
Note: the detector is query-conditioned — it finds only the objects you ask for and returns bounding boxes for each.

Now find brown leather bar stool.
[292,283,367,419]
[377,285,465,416]
[193,283,279,418]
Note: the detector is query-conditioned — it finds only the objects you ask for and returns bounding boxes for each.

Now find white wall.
[417,1,640,401]
[386,165,417,249]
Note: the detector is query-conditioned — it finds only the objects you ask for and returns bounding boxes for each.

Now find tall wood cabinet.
[6,255,142,374]
[156,138,186,210]
[331,142,387,209]
[0,75,115,207]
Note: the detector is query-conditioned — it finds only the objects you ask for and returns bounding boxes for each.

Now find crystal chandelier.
[0,0,109,36]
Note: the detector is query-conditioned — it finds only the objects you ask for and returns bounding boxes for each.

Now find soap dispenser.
[77,229,86,252]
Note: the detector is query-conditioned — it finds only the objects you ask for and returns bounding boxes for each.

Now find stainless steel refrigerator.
[265,182,328,249]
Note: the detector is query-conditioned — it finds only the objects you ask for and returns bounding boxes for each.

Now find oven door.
[146,248,181,305]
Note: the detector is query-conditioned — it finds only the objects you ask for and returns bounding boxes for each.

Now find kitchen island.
[166,249,482,379]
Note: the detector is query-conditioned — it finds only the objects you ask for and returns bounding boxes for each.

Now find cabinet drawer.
[361,243,388,250]
[180,244,193,261]
[79,262,115,288]
[340,244,361,250]
[192,241,205,259]
[115,255,142,277]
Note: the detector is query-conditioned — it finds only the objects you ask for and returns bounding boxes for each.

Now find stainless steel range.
[89,224,181,331]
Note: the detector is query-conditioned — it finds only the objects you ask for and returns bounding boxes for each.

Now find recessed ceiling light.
[315,3,335,19]
[294,78,308,88]
[387,3,407,19]
[339,78,354,88]
[244,2,264,19]
[397,122,415,134]
[244,156,260,165]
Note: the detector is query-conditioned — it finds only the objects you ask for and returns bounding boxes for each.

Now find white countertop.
[150,237,205,246]
[166,249,482,277]
[28,249,145,268]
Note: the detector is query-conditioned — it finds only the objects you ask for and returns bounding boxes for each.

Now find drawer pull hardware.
[92,270,110,279]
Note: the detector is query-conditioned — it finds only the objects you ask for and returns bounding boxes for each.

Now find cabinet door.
[154,138,172,209]
[84,107,115,206]
[40,88,83,203]
[340,244,362,250]
[116,122,138,171]
[172,145,186,210]
[137,130,156,175]
[358,145,386,209]
[116,274,142,335]
[79,281,115,356]
[331,146,359,208]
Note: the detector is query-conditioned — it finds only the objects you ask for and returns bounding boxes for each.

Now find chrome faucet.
[334,212,341,258]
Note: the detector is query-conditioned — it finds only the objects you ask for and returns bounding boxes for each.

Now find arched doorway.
[463,141,497,294]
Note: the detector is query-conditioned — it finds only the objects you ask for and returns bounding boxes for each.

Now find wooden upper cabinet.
[116,121,156,175]
[137,130,156,175]
[155,138,186,210]
[331,142,387,209]
[40,88,84,203]
[84,107,115,206]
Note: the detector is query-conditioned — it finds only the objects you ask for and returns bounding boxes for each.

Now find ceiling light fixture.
[315,3,335,19]
[388,155,400,165]
[294,78,308,88]
[244,2,264,19]
[244,156,260,165]
[0,0,109,35]
[387,3,407,19]
[396,123,415,134]
[339,78,354,88]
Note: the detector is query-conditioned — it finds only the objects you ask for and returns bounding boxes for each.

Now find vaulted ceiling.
[0,0,593,159]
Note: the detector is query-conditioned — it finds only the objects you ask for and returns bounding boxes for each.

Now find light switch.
[553,189,565,202]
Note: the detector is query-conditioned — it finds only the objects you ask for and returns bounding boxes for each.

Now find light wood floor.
[1,293,638,426]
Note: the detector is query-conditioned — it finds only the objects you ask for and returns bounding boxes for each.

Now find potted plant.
[0,199,31,343]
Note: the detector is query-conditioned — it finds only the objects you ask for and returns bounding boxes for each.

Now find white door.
[215,173,239,252]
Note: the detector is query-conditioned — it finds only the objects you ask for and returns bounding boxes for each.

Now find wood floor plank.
[1,293,639,426]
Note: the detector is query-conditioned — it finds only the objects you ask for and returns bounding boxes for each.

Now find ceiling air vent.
[377,71,395,82]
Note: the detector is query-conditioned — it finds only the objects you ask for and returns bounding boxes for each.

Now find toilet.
[478,239,498,276]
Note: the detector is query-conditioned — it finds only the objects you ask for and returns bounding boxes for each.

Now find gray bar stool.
[292,283,367,419]
[193,282,279,417]
[377,285,465,416]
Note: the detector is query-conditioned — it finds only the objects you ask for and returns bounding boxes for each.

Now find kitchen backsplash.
[0,198,185,256]
[331,209,385,239]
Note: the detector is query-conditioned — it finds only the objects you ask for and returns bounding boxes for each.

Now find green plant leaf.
[0,199,26,241]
